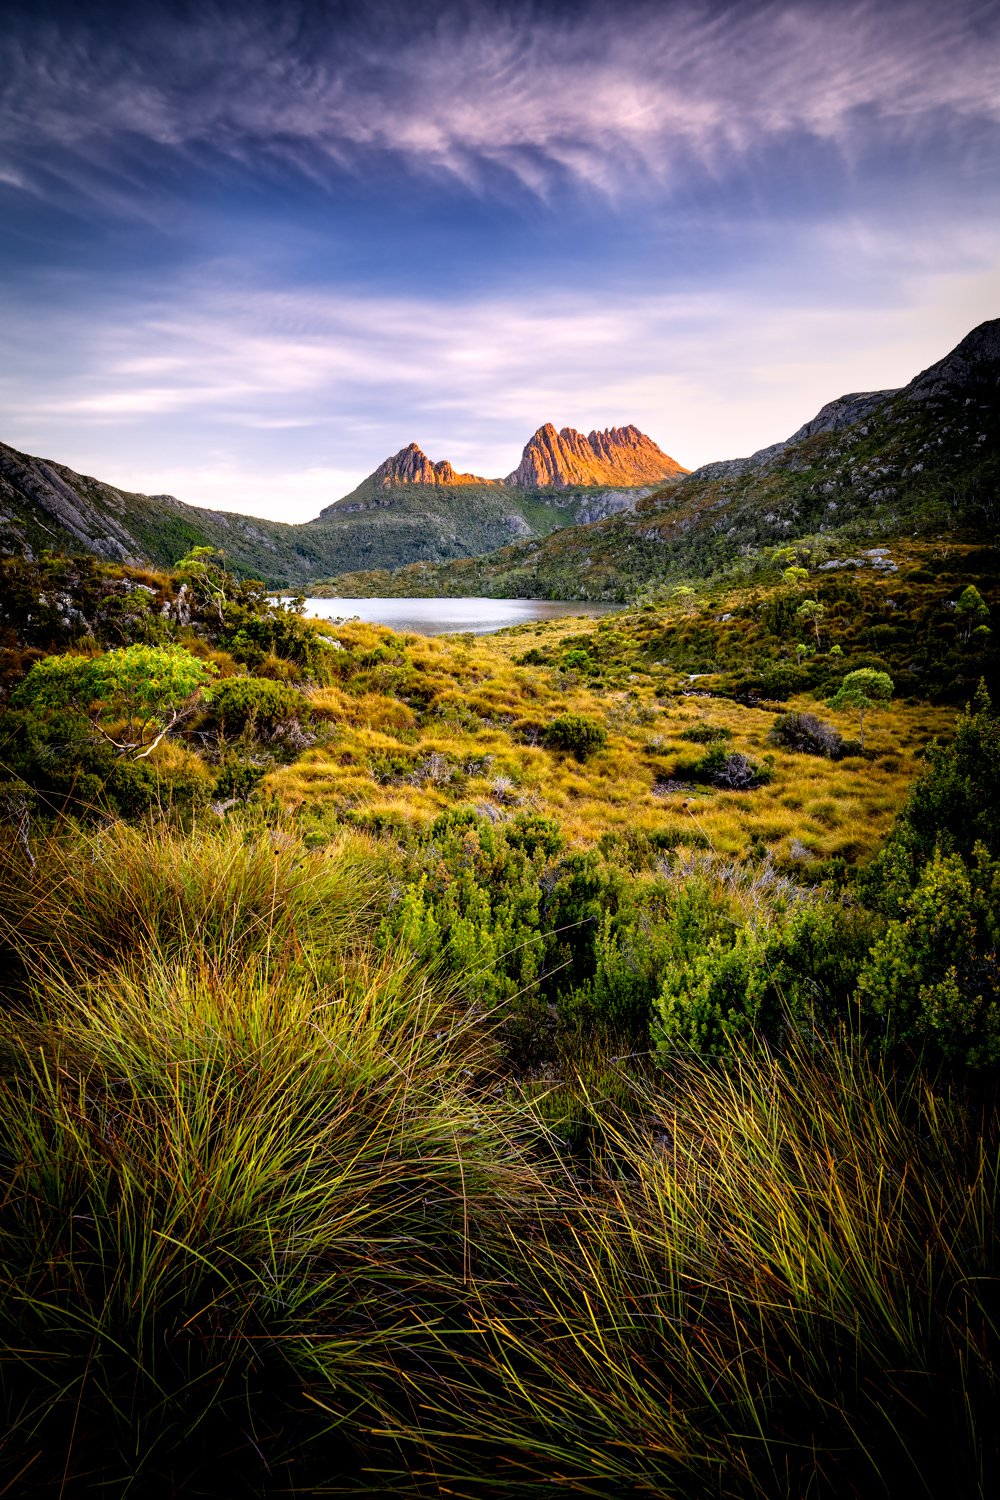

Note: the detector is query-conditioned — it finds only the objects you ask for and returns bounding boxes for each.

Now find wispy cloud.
[2,1,998,211]
[2,221,995,519]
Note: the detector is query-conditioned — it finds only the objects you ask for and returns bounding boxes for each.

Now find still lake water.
[298,597,622,636]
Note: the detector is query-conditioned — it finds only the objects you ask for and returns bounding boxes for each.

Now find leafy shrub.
[655,897,878,1056]
[543,713,608,761]
[861,682,1000,912]
[559,648,597,674]
[206,675,311,738]
[692,747,772,789]
[768,710,845,758]
[680,723,733,744]
[16,643,215,757]
[858,844,999,1066]
[0,703,212,821]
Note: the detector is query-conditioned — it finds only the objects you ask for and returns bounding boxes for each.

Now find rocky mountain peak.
[505,423,686,489]
[905,317,1000,401]
[371,443,492,489]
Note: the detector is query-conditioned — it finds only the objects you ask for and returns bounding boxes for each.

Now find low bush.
[692,746,772,789]
[543,712,608,761]
[205,674,311,739]
[768,710,845,758]
[680,722,733,744]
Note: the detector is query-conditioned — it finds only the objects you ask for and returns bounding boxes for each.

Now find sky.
[1,0,998,522]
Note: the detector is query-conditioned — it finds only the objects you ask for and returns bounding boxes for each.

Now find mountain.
[354,442,498,491]
[0,424,681,585]
[506,423,684,488]
[0,441,329,582]
[312,318,1000,601]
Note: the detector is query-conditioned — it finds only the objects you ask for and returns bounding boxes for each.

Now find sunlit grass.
[265,615,951,861]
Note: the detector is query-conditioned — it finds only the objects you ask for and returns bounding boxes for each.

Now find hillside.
[0,424,682,586]
[314,320,1000,601]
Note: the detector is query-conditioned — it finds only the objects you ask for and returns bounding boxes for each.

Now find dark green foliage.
[655,898,878,1056]
[859,844,1000,1066]
[543,712,608,761]
[0,705,210,820]
[851,686,1000,1065]
[861,683,1000,910]
[691,746,772,788]
[769,710,845,758]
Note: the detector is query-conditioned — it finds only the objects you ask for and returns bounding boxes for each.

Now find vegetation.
[0,492,998,1491]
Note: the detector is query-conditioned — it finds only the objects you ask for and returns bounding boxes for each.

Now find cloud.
[2,1,998,211]
[1,220,995,520]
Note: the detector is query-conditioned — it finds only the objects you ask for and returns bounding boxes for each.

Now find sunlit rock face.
[505,423,686,489]
[371,443,496,488]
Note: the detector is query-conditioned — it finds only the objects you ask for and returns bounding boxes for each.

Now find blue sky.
[1,0,998,520]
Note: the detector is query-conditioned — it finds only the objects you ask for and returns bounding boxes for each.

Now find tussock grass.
[0,825,549,1495]
[401,1033,1000,1497]
[268,614,950,859]
[0,818,390,983]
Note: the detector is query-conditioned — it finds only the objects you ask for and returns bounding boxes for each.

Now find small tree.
[796,597,825,648]
[955,584,990,643]
[18,644,215,758]
[827,668,893,750]
[782,565,810,589]
[174,545,230,624]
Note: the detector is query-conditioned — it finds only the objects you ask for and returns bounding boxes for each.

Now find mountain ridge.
[0,420,680,585]
[312,318,1000,601]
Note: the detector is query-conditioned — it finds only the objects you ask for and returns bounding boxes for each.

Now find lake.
[296,597,623,635]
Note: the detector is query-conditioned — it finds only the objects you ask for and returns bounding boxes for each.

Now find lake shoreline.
[293,596,624,635]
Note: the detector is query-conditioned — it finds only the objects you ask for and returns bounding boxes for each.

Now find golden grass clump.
[0,822,549,1492]
[396,1032,1000,1498]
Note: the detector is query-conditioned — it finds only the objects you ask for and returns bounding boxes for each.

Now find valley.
[0,320,997,1497]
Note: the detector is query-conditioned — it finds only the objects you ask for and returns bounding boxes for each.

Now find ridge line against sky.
[1,0,998,522]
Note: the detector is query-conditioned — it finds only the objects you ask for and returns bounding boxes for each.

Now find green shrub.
[543,713,608,761]
[655,897,878,1056]
[680,722,733,744]
[858,844,1000,1066]
[16,643,214,757]
[861,682,1000,912]
[206,675,311,738]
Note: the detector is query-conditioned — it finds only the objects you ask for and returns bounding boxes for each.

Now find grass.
[394,1033,1000,1497]
[1,821,997,1495]
[0,822,549,1494]
[266,614,952,860]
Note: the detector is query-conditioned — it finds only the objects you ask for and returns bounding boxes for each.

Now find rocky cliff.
[369,443,497,489]
[505,423,685,489]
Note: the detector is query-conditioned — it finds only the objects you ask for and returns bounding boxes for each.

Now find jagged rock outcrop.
[505,423,685,489]
[371,443,496,489]
[906,319,1000,400]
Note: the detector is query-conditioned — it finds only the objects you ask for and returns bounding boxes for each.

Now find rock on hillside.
[506,423,686,488]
